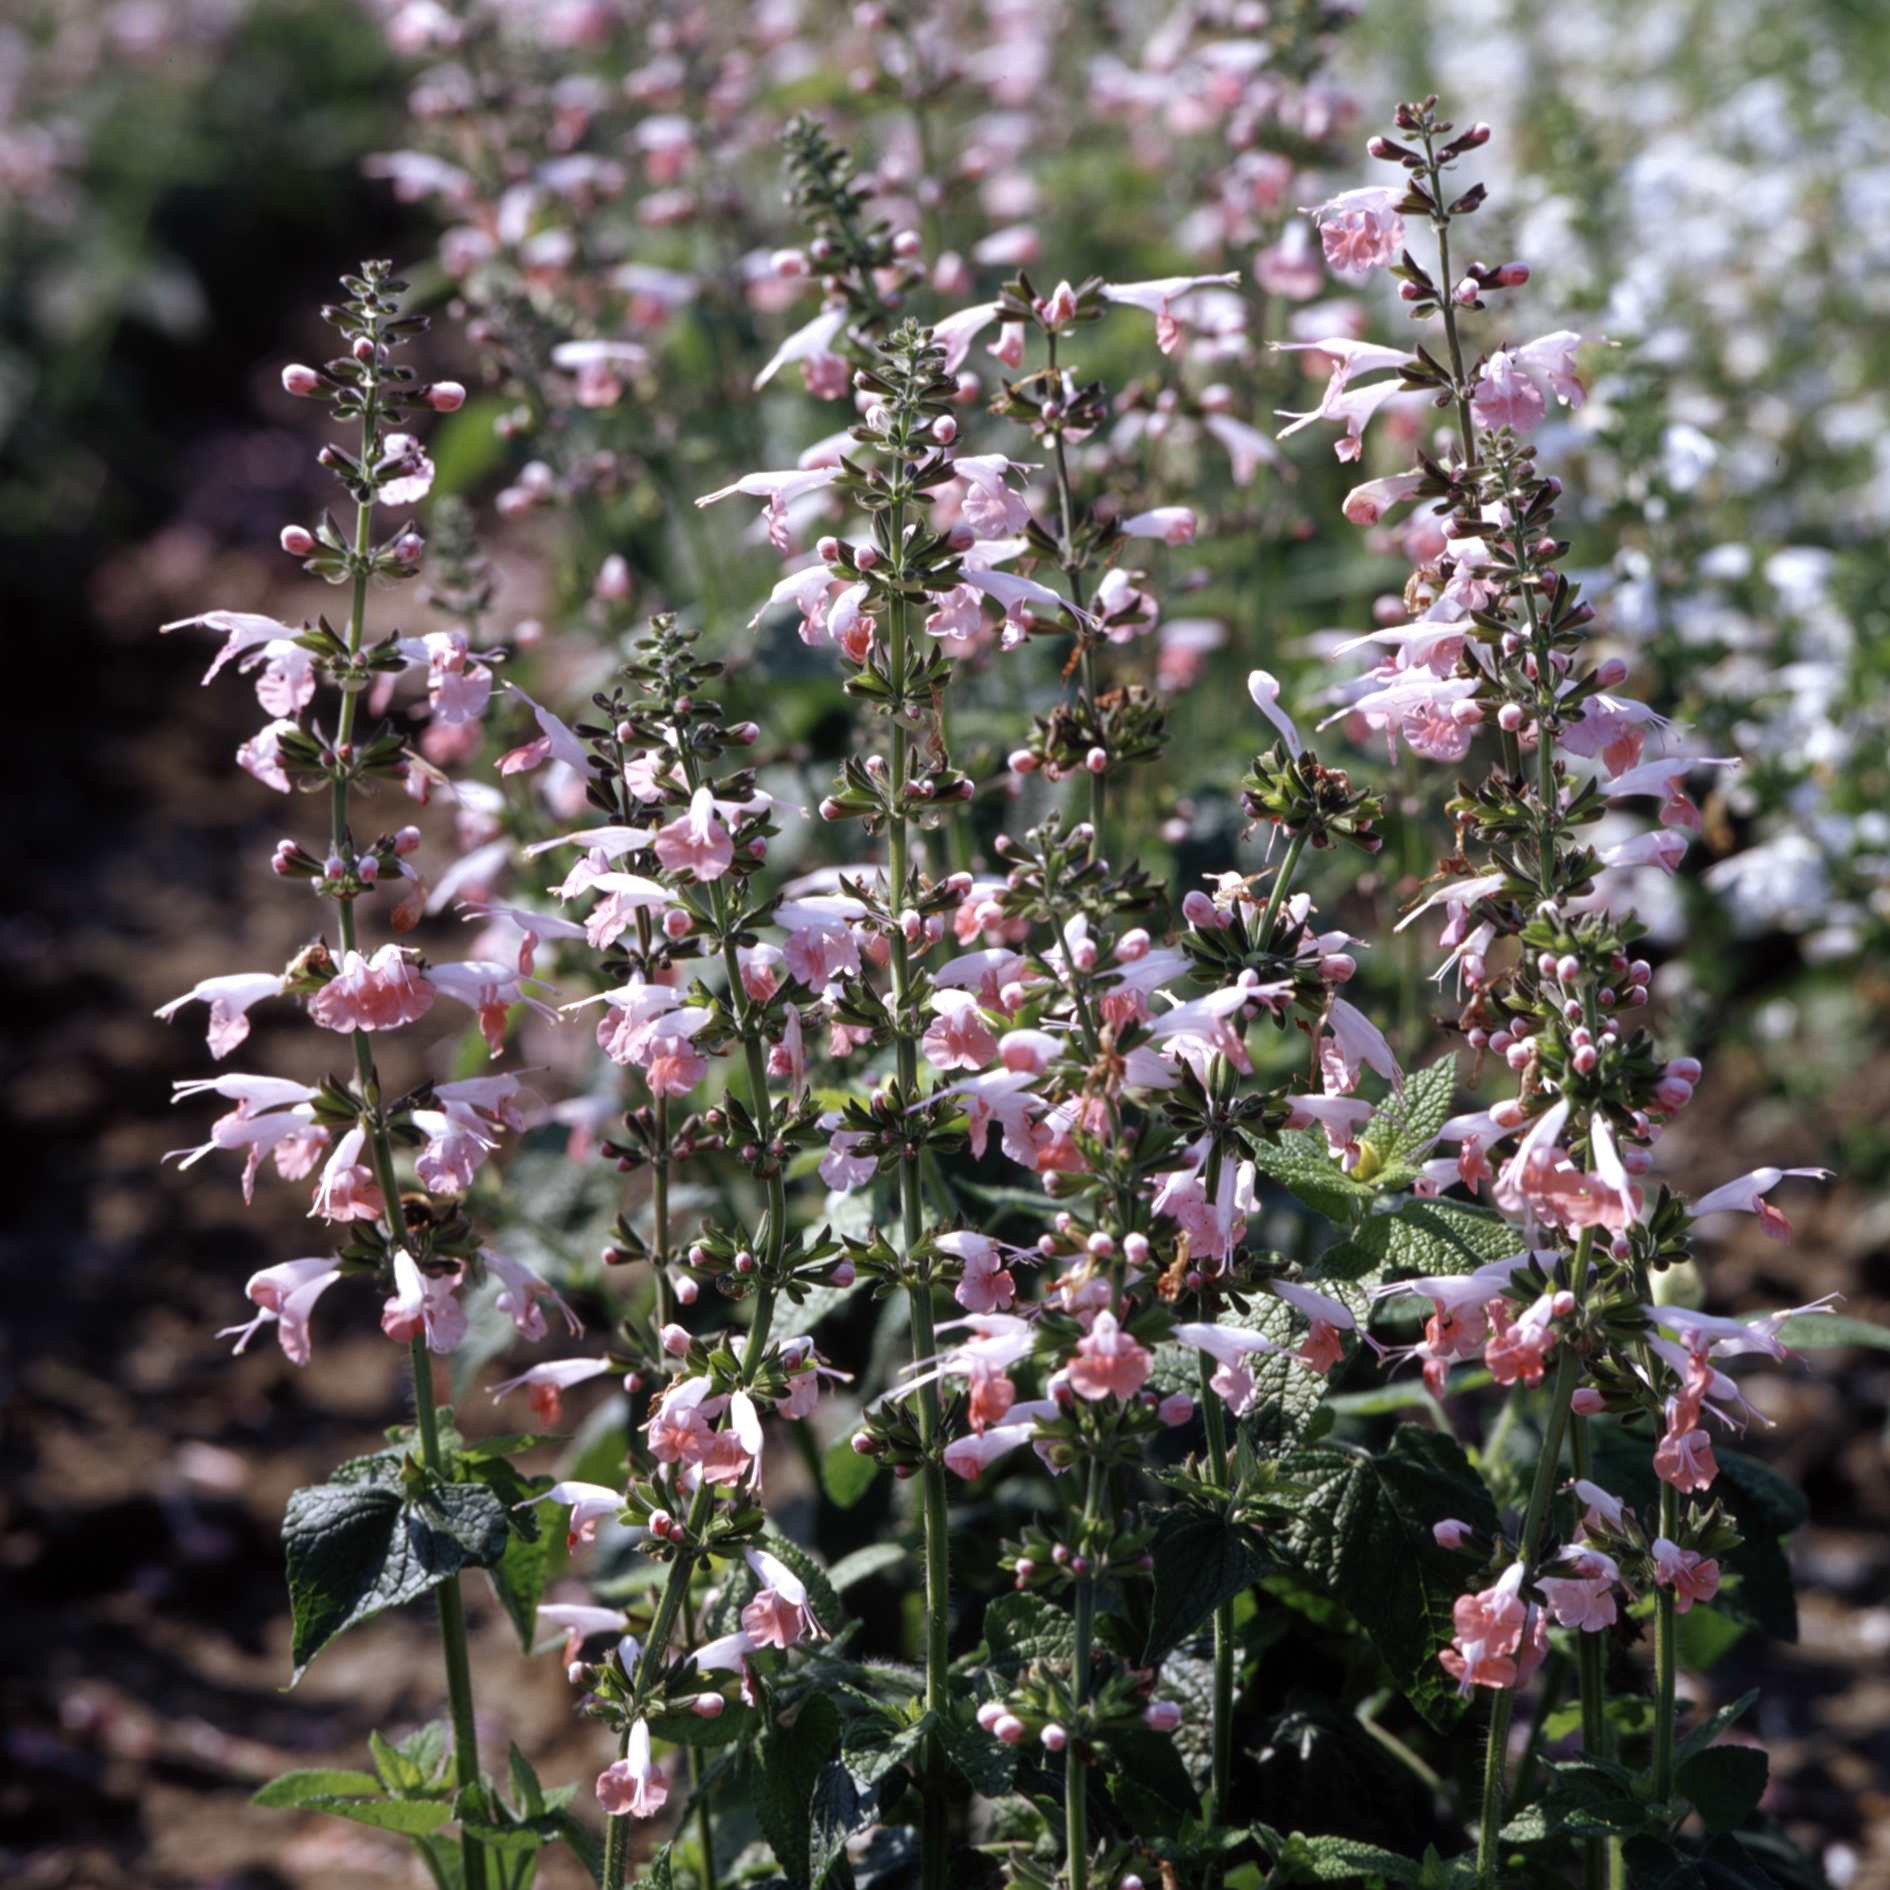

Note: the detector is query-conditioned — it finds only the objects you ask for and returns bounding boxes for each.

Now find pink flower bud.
[773,247,810,277]
[1008,748,1039,775]
[660,1323,691,1355]
[1433,1518,1472,1549]
[1072,937,1097,972]
[855,545,880,571]
[1573,1045,1598,1075]
[1158,1392,1193,1427]
[358,856,379,886]
[393,825,422,856]
[1666,1057,1703,1085]
[946,523,977,552]
[694,1692,725,1718]
[674,1273,699,1305]
[1571,1388,1606,1416]
[852,1431,874,1454]
[1498,702,1526,731]
[993,1714,1026,1745]
[976,1701,1007,1732]
[1492,261,1530,287]
[281,363,321,396]
[1040,1723,1068,1752]
[664,907,692,939]
[324,855,346,880]
[393,532,424,564]
[1085,747,1108,774]
[819,797,845,821]
[933,414,958,445]
[280,524,316,555]
[1124,1232,1150,1266]
[594,553,632,599]
[1143,1701,1182,1733]
[425,381,467,411]
[1086,1232,1114,1259]
[1454,277,1480,306]
[892,229,923,260]
[830,1260,857,1287]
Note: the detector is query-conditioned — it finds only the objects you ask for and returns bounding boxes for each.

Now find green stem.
[603,1793,633,1889]
[1066,1458,1102,1890]
[1653,1481,1678,1805]
[1478,1686,1516,1890]
[1570,1414,1607,1890]
[1044,329,1101,857]
[1258,829,1309,947]
[1199,1352,1236,1834]
[411,1336,488,1890]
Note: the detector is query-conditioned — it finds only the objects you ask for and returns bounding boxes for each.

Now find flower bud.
[694,1693,726,1718]
[393,532,424,564]
[1492,261,1530,287]
[281,363,321,396]
[648,1509,673,1538]
[659,1323,691,1355]
[932,414,958,445]
[1040,1723,1068,1752]
[1143,1701,1182,1733]
[1433,1518,1472,1549]
[324,855,346,880]
[1498,702,1526,731]
[664,907,692,939]
[1085,747,1108,774]
[1124,1232,1150,1266]
[1158,1391,1193,1427]
[892,228,923,259]
[280,524,316,555]
[424,381,467,411]
[817,535,842,563]
[1571,1388,1606,1417]
[1008,748,1039,775]
[976,1701,1008,1732]
[358,855,379,886]
[852,1431,875,1455]
[830,1259,857,1287]
[993,1714,1026,1745]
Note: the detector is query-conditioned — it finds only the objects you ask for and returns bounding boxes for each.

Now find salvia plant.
[159,77,1879,1890]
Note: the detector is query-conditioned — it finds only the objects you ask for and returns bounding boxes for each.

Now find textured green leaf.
[252,1768,385,1808]
[553,1806,605,1886]
[1247,1130,1376,1221]
[1624,1838,1707,1890]
[1267,1831,1429,1884]
[809,1759,871,1888]
[298,1794,456,1835]
[1308,1200,1520,1289]
[756,1693,842,1887]
[1141,1506,1275,1662]
[936,1707,1016,1797]
[841,1707,932,1794]
[821,1434,880,1510]
[1098,1727,1198,1815]
[1280,1425,1499,1732]
[1360,1055,1459,1169]
[372,1727,439,1797]
[1226,1294,1333,1456]
[1674,1691,1759,1767]
[982,1591,1076,1673]
[486,1508,553,1654]
[1676,1746,1769,1835]
[285,1478,511,1680]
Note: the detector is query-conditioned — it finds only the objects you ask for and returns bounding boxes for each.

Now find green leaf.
[301,1795,457,1835]
[1141,1506,1275,1662]
[630,1841,674,1890]
[253,1768,385,1807]
[1279,1425,1499,1732]
[821,1434,880,1510]
[1098,1727,1199,1819]
[1676,1747,1769,1835]
[372,1727,439,1797]
[553,1806,605,1887]
[1621,1837,1780,1890]
[982,1591,1076,1674]
[487,1509,553,1654]
[841,1706,933,1794]
[830,1543,906,1592]
[936,1707,1016,1798]
[394,1721,452,1786]
[1228,1295,1333,1456]
[1266,1830,1429,1884]
[1771,1311,1890,1351]
[756,1694,842,1887]
[1675,1604,1747,1672]
[1715,1450,1808,1535]
[456,1434,562,1462]
[284,1478,511,1680]
[1674,1691,1759,1768]
[1359,1056,1458,1170]
[809,1760,870,1888]
[1309,1200,1520,1289]
[1247,1130,1376,1222]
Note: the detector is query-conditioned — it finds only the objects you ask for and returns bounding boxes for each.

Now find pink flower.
[1650,1538,1721,1614]
[952,454,1035,538]
[218,1257,343,1366]
[380,1249,466,1354]
[818,1118,878,1193]
[1342,471,1428,526]
[156,971,285,1058]
[694,466,840,553]
[1247,668,1304,756]
[1433,1518,1473,1550]
[653,785,735,881]
[1470,351,1546,433]
[923,989,1000,1071]
[740,1547,822,1649]
[491,1357,614,1427]
[487,1251,582,1343]
[1172,1319,1290,1416]
[1268,1279,1361,1374]
[311,1126,385,1223]
[425,959,557,1058]
[1320,997,1400,1094]
[1121,507,1196,545]
[1103,273,1241,354]
[938,1232,1018,1315]
[597,1719,666,1819]
[1653,1424,1719,1493]
[311,945,434,1034]
[237,719,297,792]
[497,683,591,775]
[536,1479,624,1551]
[1689,1165,1832,1241]
[1303,188,1405,274]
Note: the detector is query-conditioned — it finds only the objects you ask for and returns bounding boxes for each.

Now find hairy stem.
[1066,1456,1102,1890]
[1653,1481,1678,1805]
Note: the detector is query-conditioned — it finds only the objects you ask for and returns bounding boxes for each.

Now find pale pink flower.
[1268,1280,1361,1374]
[1103,273,1241,354]
[741,1547,821,1649]
[380,1249,466,1354]
[1247,668,1303,755]
[1320,998,1400,1094]
[156,972,285,1058]
[1470,351,1546,433]
[311,1126,385,1223]
[425,959,557,1058]
[694,466,840,553]
[311,945,434,1034]
[535,1479,624,1551]
[753,307,847,390]
[952,454,1035,538]
[925,583,987,644]
[1342,471,1428,526]
[923,989,1000,1071]
[1122,507,1196,545]
[1650,1539,1721,1614]
[818,1118,878,1193]
[653,785,734,880]
[491,1356,614,1427]
[933,302,1002,373]
[597,1719,666,1819]
[1689,1166,1832,1242]
[409,1102,498,1195]
[375,432,436,506]
[497,682,592,775]
[937,1232,1018,1315]
[487,1251,582,1343]
[1303,188,1404,274]
[1653,1423,1719,1494]
[1172,1319,1290,1416]
[217,1257,343,1366]
[1596,755,1738,831]
[1203,413,1281,485]
[237,719,298,792]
